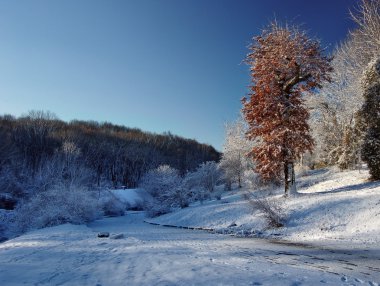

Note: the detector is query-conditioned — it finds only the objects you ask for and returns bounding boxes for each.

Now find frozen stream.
[0,212,379,285]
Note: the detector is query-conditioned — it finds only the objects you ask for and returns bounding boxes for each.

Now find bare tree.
[219,118,253,189]
[308,0,380,169]
[350,0,380,63]
[308,39,364,169]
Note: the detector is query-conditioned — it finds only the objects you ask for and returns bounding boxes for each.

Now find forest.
[0,111,219,210]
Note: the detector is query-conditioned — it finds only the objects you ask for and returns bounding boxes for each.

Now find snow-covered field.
[1,213,379,285]
[1,168,380,285]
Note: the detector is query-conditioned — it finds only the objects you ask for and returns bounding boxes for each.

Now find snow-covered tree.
[361,58,380,180]
[307,40,364,169]
[307,0,380,170]
[140,165,189,216]
[242,23,332,196]
[182,161,221,202]
[192,161,220,193]
[219,118,252,189]
[350,0,380,67]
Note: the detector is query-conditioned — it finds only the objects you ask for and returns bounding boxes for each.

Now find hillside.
[149,167,380,249]
[0,112,220,202]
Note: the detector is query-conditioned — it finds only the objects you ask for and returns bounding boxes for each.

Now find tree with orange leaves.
[242,23,332,196]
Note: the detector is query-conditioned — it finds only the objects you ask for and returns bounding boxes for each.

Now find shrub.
[140,165,189,217]
[13,185,100,233]
[244,193,286,228]
[182,161,221,203]
[101,196,126,217]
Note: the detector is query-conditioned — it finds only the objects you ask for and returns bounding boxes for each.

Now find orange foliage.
[242,23,332,182]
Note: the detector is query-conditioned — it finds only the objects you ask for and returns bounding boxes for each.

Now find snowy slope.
[149,168,380,248]
[1,213,379,285]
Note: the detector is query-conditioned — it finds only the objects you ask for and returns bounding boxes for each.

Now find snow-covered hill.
[149,168,380,249]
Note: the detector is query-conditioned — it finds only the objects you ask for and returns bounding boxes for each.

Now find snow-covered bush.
[182,161,221,203]
[242,169,261,190]
[141,162,222,216]
[13,185,100,233]
[0,209,15,241]
[140,165,189,217]
[244,193,286,228]
[191,186,211,203]
[182,172,209,203]
[242,169,280,192]
[191,161,220,193]
[100,194,126,217]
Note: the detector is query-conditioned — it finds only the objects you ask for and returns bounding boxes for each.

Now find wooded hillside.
[0,111,220,202]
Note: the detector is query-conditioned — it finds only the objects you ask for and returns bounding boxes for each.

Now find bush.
[242,169,260,190]
[190,186,211,203]
[242,169,279,192]
[13,185,100,233]
[0,209,14,241]
[244,193,286,228]
[140,165,190,217]
[182,161,220,203]
[144,200,171,218]
[101,196,125,217]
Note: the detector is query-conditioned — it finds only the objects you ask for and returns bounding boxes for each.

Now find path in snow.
[0,213,379,286]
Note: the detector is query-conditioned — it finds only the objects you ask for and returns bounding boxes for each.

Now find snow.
[150,168,380,248]
[1,213,379,285]
[109,188,146,207]
[1,168,380,285]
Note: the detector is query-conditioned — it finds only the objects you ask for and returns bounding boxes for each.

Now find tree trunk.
[284,161,296,197]
[284,161,289,196]
[238,152,242,188]
[225,179,232,191]
[290,162,296,194]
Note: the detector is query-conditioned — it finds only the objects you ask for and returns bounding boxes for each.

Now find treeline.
[307,0,380,178]
[0,111,220,201]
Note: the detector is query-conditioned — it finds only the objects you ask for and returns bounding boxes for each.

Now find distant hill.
[0,111,220,194]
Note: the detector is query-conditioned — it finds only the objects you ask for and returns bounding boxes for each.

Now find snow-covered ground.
[1,213,379,285]
[150,168,380,248]
[1,168,380,285]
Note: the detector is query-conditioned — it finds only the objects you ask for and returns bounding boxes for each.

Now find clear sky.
[0,0,358,150]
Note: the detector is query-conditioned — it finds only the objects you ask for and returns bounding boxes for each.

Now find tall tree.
[350,0,380,67]
[361,58,380,180]
[307,0,380,170]
[242,23,332,196]
[307,39,364,169]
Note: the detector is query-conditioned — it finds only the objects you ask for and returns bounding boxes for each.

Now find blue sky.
[0,0,357,150]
